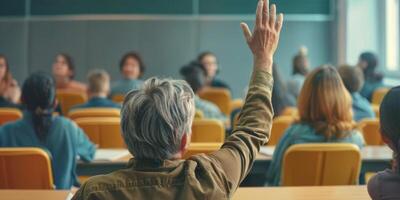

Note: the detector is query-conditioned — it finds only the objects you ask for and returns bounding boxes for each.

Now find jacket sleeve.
[199,68,274,195]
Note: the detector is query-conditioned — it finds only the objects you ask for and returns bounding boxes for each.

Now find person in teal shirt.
[73,70,121,110]
[0,72,96,189]
[110,52,145,98]
[338,65,375,122]
[266,66,365,186]
[357,52,385,102]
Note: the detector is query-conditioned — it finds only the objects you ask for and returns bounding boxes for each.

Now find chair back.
[0,108,22,125]
[0,148,54,189]
[281,107,298,118]
[199,88,231,115]
[111,94,125,104]
[75,117,125,148]
[191,119,225,143]
[68,108,120,121]
[372,88,390,105]
[358,119,383,145]
[183,143,222,159]
[56,90,87,114]
[282,143,361,186]
[267,116,294,145]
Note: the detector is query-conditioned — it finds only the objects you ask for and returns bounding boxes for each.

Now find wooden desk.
[0,190,70,200]
[233,186,370,200]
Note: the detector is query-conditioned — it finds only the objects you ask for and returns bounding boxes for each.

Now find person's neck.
[55,76,70,88]
[89,93,107,99]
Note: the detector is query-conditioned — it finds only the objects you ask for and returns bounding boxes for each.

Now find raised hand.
[241,0,283,73]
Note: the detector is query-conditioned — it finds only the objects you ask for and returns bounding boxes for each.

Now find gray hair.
[121,77,195,160]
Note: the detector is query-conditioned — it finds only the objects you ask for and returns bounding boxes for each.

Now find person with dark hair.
[197,51,230,90]
[52,53,87,93]
[110,51,145,98]
[0,72,96,189]
[0,54,21,108]
[358,52,385,101]
[180,61,227,122]
[338,65,375,122]
[272,63,296,116]
[287,47,310,98]
[368,86,400,199]
[73,70,121,110]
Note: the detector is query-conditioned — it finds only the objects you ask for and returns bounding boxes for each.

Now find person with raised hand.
[72,0,283,199]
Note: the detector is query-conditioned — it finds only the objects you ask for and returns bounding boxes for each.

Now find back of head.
[292,47,309,76]
[380,86,400,172]
[21,72,55,141]
[338,65,364,93]
[298,65,355,139]
[121,77,195,160]
[180,61,206,93]
[87,69,110,94]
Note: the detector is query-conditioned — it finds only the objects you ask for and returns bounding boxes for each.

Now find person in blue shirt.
[266,66,365,186]
[338,65,375,122]
[110,52,145,98]
[358,52,385,101]
[73,70,121,110]
[0,72,96,189]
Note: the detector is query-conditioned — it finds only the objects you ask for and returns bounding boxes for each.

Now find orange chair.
[371,104,380,117]
[68,108,120,121]
[75,117,125,148]
[191,119,225,143]
[199,88,232,116]
[372,88,390,106]
[0,148,54,189]
[282,143,361,186]
[111,94,125,104]
[358,119,383,145]
[267,116,295,145]
[0,108,23,125]
[56,90,87,115]
[281,107,298,118]
[230,99,244,113]
[183,143,222,159]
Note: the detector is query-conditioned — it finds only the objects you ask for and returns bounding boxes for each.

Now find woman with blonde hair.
[266,65,365,186]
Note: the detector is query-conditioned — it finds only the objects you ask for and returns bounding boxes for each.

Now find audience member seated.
[338,65,375,122]
[0,72,96,189]
[72,1,282,198]
[72,70,121,110]
[368,86,400,200]
[110,51,145,98]
[272,64,296,117]
[53,53,87,93]
[266,65,365,186]
[0,54,21,108]
[197,51,231,90]
[358,52,385,102]
[287,47,309,99]
[180,61,227,122]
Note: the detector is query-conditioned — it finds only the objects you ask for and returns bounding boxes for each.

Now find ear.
[179,133,191,158]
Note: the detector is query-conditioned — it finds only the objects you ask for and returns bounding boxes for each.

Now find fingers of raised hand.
[269,4,276,28]
[240,22,252,43]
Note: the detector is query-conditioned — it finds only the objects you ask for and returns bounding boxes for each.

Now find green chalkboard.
[0,0,26,16]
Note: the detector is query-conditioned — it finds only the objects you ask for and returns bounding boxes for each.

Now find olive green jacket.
[72,69,274,200]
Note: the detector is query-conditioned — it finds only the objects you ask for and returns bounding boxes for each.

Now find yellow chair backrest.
[191,119,225,143]
[75,117,125,148]
[199,88,231,115]
[372,88,390,105]
[282,143,361,186]
[358,119,383,145]
[267,116,295,145]
[0,148,54,189]
[68,108,120,120]
[194,110,204,119]
[56,90,87,115]
[281,107,298,118]
[0,108,22,126]
[183,143,222,159]
[111,94,125,104]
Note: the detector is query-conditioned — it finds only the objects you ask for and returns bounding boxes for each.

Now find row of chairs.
[0,142,361,189]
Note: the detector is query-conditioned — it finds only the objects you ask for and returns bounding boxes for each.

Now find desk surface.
[233,186,370,200]
[0,190,71,200]
[0,186,369,200]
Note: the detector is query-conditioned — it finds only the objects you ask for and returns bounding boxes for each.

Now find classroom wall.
[0,0,335,98]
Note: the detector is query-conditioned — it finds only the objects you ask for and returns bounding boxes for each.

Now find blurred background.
[0,0,397,98]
